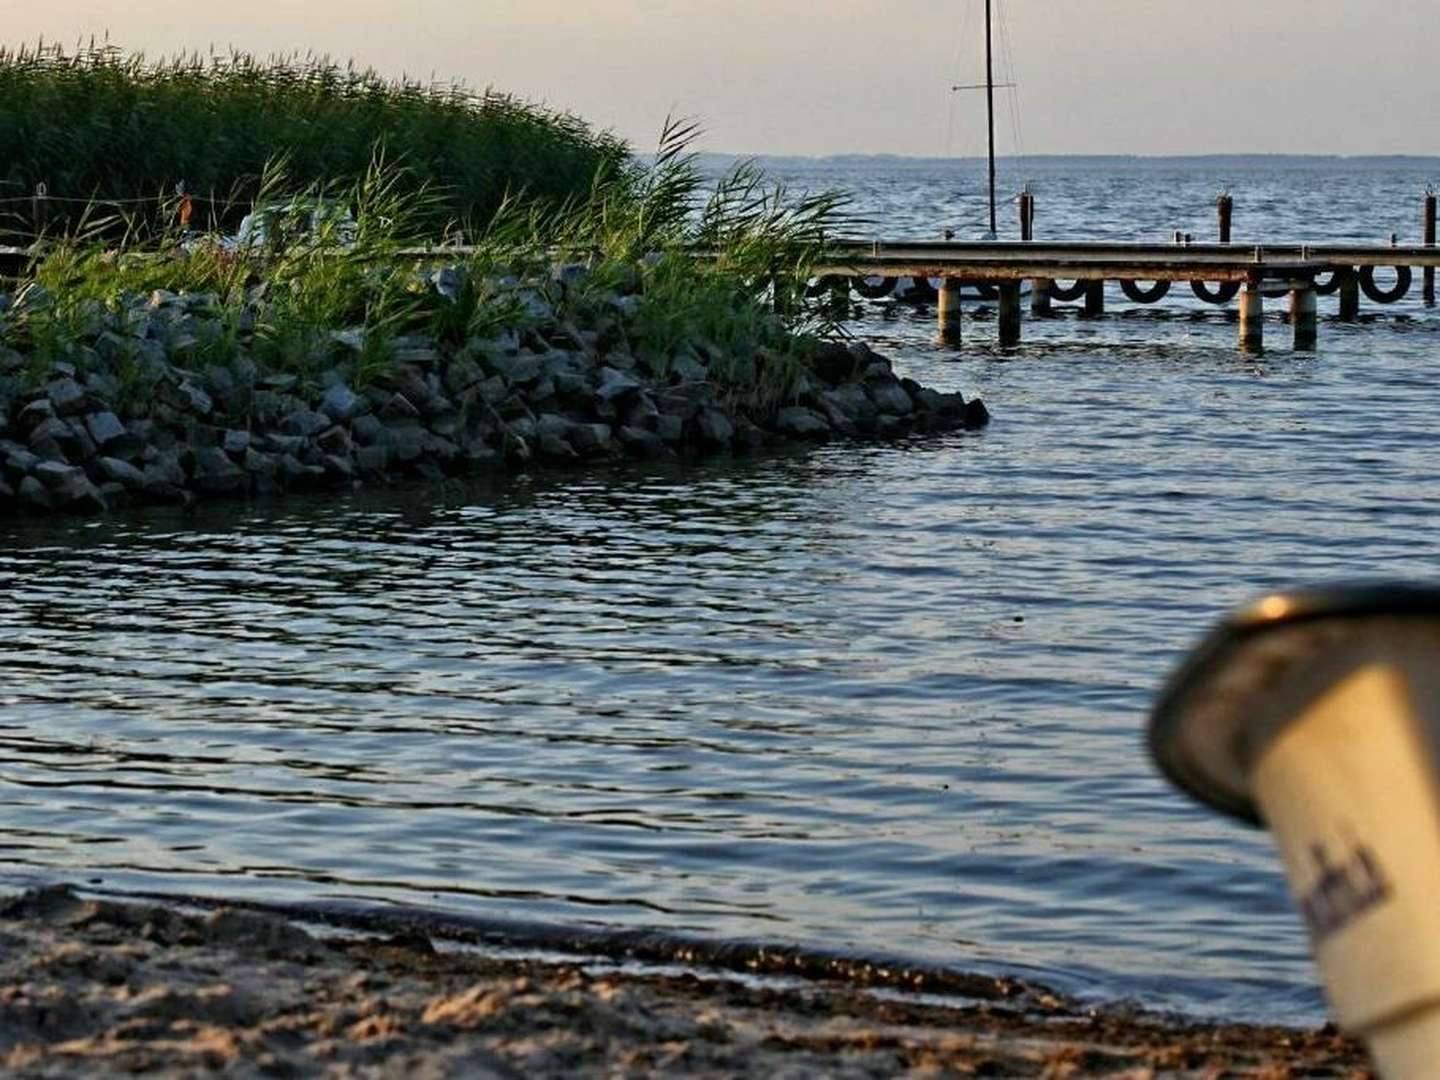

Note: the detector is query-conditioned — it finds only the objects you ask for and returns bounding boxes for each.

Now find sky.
[10,1,1439,159]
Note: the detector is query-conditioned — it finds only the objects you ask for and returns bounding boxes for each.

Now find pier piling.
[998,282,1022,345]
[938,278,963,345]
[1217,193,1233,244]
[1339,270,1360,322]
[1019,190,1035,242]
[1083,281,1105,318]
[1291,287,1318,351]
[1239,280,1264,352]
[1425,191,1436,306]
[1031,280,1053,316]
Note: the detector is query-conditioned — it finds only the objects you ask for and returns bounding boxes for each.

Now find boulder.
[190,446,247,495]
[694,408,735,448]
[775,406,832,439]
[280,410,331,438]
[867,381,914,415]
[46,378,87,416]
[84,411,127,452]
[95,456,146,489]
[320,383,364,423]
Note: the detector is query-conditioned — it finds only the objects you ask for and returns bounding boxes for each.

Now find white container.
[1150,585,1440,1078]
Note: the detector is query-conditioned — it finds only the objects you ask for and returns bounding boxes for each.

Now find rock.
[3,448,40,478]
[655,414,684,444]
[670,353,708,383]
[261,433,306,456]
[569,423,613,456]
[17,398,56,434]
[351,415,385,446]
[46,378,87,416]
[694,408,735,448]
[28,417,76,460]
[618,425,667,458]
[280,410,330,438]
[96,456,145,488]
[444,357,484,396]
[812,341,861,384]
[488,354,543,385]
[354,444,391,476]
[964,398,991,429]
[169,380,214,417]
[775,406,832,438]
[18,475,52,510]
[595,366,643,404]
[316,426,352,455]
[33,460,82,489]
[384,423,427,464]
[320,383,364,423]
[190,446,247,495]
[321,454,354,479]
[474,376,509,406]
[380,393,420,421]
[143,452,188,496]
[222,430,252,455]
[84,411,127,451]
[867,381,914,415]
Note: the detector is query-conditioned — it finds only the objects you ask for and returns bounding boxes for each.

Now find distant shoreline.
[693,151,1440,170]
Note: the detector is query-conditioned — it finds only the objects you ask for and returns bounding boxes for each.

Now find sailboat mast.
[985,0,997,237]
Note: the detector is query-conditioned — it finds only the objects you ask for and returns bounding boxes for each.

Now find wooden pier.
[810,239,1440,352]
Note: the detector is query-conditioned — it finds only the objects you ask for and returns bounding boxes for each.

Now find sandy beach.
[0,885,1370,1078]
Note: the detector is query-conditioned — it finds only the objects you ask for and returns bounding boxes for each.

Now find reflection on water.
[5,161,1440,1023]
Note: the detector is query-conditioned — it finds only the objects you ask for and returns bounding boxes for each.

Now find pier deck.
[811,239,1440,351]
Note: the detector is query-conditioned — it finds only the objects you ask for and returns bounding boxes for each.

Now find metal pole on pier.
[1217,193,1233,244]
[1425,189,1437,306]
[985,0,997,238]
[998,282,1022,345]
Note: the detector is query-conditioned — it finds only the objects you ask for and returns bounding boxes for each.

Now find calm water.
[5,159,1440,1023]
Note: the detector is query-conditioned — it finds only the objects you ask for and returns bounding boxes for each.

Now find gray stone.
[33,460,82,489]
[380,393,420,421]
[694,408,735,448]
[46,378,87,416]
[655,414,684,444]
[281,410,330,438]
[320,383,364,423]
[392,346,441,368]
[96,456,145,488]
[222,430,251,455]
[670,354,708,382]
[28,417,75,452]
[964,398,991,429]
[569,423,613,456]
[143,452,187,493]
[18,475,52,510]
[816,384,872,421]
[351,415,385,446]
[321,454,354,479]
[261,433,306,455]
[244,448,278,483]
[488,354,543,385]
[354,444,391,475]
[444,357,485,396]
[618,425,667,458]
[190,446,247,495]
[3,448,40,477]
[384,423,427,463]
[84,411,126,450]
[775,406,832,438]
[316,426,352,455]
[475,376,509,405]
[595,366,643,404]
[18,398,55,433]
[867,381,914,415]
[0,476,13,500]
[279,454,327,488]
[173,380,214,417]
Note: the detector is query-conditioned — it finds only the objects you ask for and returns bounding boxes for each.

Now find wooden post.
[1291,287,1318,351]
[1083,280,1105,317]
[998,282,1022,345]
[1018,189,1035,242]
[1031,280,1052,316]
[1424,190,1436,306]
[938,277,963,346]
[1239,279,1264,352]
[1217,193,1233,243]
[1338,269,1360,321]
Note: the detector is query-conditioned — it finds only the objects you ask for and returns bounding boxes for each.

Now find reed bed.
[0,43,627,240]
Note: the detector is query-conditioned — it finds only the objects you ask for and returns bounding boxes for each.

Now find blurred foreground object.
[1150,584,1440,1079]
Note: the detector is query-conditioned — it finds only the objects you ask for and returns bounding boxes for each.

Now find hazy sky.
[11,1,1439,158]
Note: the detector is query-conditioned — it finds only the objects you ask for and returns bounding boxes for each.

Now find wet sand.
[0,886,1370,1077]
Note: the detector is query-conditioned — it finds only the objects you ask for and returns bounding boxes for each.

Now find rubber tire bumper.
[1360,265,1412,304]
[1120,279,1172,303]
[1047,280,1088,302]
[1191,280,1242,305]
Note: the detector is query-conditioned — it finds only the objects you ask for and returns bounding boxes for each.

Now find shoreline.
[0,885,1370,1077]
[0,272,987,517]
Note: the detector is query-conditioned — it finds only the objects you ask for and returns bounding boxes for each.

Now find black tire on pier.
[1047,280,1088,302]
[1120,279,1172,303]
[1190,280,1242,305]
[904,276,940,302]
[852,275,895,299]
[1359,265,1413,304]
[1312,269,1349,296]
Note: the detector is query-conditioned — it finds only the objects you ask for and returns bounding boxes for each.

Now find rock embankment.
[0,276,988,514]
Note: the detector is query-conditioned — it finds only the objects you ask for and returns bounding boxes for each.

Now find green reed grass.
[4,120,856,410]
[0,42,626,240]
